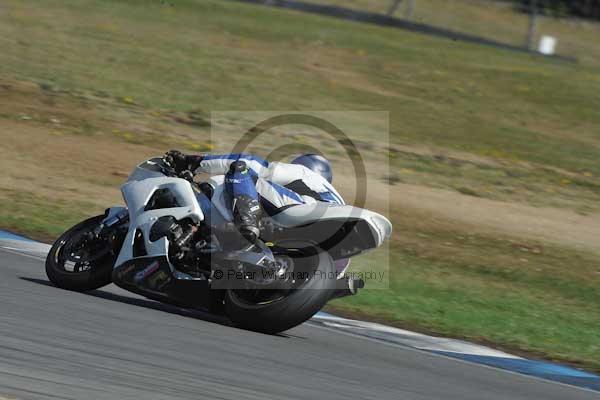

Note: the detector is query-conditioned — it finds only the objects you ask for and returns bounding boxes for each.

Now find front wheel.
[46,215,119,292]
[224,244,337,334]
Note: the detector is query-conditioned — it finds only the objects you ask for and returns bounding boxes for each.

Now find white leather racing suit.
[194,153,344,215]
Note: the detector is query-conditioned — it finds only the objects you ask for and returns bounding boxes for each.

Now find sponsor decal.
[133,260,160,284]
[147,270,171,290]
[115,263,136,278]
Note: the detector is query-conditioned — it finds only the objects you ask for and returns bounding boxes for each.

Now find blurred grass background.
[304,0,600,65]
[0,0,599,370]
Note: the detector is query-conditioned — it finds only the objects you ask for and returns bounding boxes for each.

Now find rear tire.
[45,215,116,292]
[224,246,336,334]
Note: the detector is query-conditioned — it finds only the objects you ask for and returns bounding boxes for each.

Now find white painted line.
[0,239,51,255]
[308,321,600,395]
[312,313,522,358]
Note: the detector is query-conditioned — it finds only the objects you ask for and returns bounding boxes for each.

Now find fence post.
[405,0,415,19]
[387,0,403,16]
[526,0,539,50]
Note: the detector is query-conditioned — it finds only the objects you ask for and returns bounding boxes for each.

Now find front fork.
[89,207,129,238]
[80,208,130,256]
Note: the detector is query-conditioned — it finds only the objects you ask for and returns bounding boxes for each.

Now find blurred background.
[303,0,600,63]
[0,0,598,371]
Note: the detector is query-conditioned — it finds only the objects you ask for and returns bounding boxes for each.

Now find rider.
[165,150,344,243]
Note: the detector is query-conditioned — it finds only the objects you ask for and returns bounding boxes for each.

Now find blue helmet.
[291,154,333,183]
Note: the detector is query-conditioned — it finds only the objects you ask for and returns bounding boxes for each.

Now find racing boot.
[233,195,261,243]
[225,160,262,243]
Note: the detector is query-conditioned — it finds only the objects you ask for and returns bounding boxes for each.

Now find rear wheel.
[224,243,336,334]
[45,215,119,291]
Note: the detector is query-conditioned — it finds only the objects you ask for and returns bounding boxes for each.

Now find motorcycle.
[45,156,392,334]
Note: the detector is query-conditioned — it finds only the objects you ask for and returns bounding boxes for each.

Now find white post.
[538,35,557,55]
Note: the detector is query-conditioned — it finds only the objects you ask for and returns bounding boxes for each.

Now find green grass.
[1,0,600,370]
[0,190,101,242]
[305,0,600,65]
[3,0,600,179]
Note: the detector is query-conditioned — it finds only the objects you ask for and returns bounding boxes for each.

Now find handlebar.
[161,156,195,183]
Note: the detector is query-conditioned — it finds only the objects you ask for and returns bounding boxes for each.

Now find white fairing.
[271,202,392,247]
[114,176,204,268]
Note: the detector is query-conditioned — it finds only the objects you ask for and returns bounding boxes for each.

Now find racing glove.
[165,150,204,173]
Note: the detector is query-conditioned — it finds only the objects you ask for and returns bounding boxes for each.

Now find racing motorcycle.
[45,156,392,333]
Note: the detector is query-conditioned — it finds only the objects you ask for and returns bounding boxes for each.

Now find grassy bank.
[305,0,600,65]
[1,0,599,370]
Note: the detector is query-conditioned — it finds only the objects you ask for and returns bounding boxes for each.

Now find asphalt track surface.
[1,248,597,400]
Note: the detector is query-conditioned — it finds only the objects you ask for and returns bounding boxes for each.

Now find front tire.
[46,215,117,292]
[224,245,336,334]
